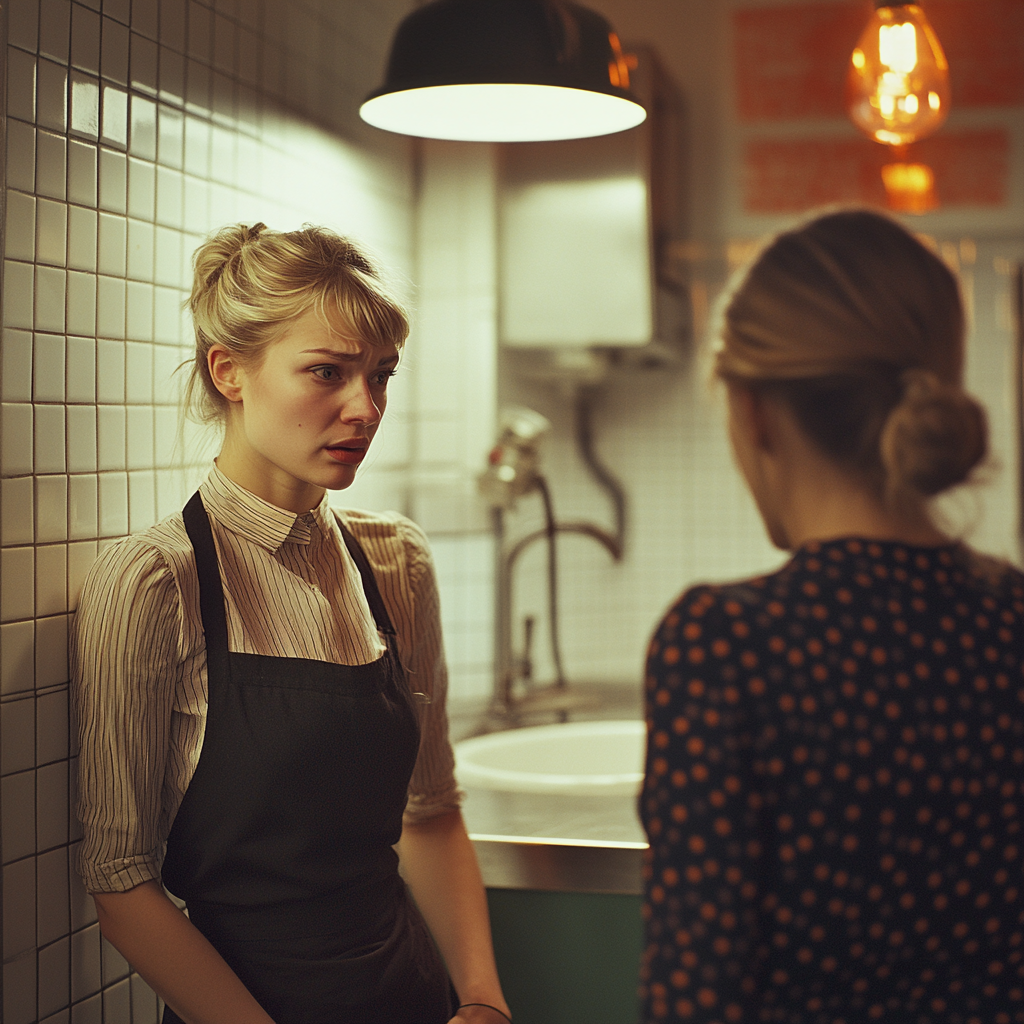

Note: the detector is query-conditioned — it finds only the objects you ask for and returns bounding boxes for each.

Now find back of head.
[186,223,409,425]
[716,208,987,499]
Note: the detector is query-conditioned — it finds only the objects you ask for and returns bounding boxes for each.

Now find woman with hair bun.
[640,209,1024,1023]
[72,224,510,1024]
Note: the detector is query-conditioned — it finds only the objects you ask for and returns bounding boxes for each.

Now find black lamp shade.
[360,0,646,142]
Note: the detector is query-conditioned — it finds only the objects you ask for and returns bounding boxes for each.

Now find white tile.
[69,71,101,139]
[67,407,97,473]
[36,130,67,201]
[38,934,71,1022]
[71,922,102,1004]
[97,212,127,276]
[210,124,237,185]
[35,614,69,688]
[96,338,125,403]
[127,218,155,280]
[36,688,69,766]
[1,403,34,476]
[182,174,209,234]
[107,0,131,25]
[67,139,98,207]
[35,197,67,267]
[1,329,33,402]
[0,621,35,695]
[161,0,186,50]
[132,0,158,41]
[128,469,156,530]
[36,542,68,616]
[153,286,185,344]
[155,467,189,519]
[101,83,129,149]
[34,404,66,474]
[158,106,184,168]
[66,336,96,403]
[102,15,130,84]
[155,165,183,228]
[126,282,154,341]
[68,539,98,608]
[35,476,68,544]
[6,121,36,193]
[98,147,127,214]
[153,349,183,408]
[5,190,36,262]
[2,855,36,958]
[103,977,132,1024]
[127,156,155,220]
[33,333,66,403]
[1,770,36,862]
[72,3,101,75]
[66,271,97,337]
[183,116,210,176]
[96,274,126,338]
[101,934,131,985]
[97,405,126,470]
[154,225,183,286]
[34,265,66,333]
[129,94,157,160]
[126,406,154,468]
[68,475,99,541]
[71,992,102,1024]
[36,759,68,848]
[186,56,211,115]
[208,181,237,225]
[67,206,98,272]
[1,478,34,547]
[1,697,35,776]
[3,949,37,1024]
[188,3,212,63]
[159,47,185,108]
[130,974,160,1024]
[7,48,36,123]
[98,472,128,536]
[125,341,154,402]
[130,31,159,97]
[3,260,35,330]
[37,58,69,133]
[1,548,34,618]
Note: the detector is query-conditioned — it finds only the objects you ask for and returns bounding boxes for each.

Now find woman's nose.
[339,378,383,424]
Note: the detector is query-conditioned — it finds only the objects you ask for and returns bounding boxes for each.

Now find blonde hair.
[716,209,987,498]
[185,223,409,424]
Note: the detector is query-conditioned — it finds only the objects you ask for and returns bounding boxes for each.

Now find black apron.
[160,492,453,1024]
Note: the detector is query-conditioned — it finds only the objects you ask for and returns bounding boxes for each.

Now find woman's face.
[214,306,400,509]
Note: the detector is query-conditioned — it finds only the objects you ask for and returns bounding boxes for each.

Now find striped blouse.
[72,465,461,894]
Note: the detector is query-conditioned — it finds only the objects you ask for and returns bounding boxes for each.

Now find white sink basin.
[454,719,645,796]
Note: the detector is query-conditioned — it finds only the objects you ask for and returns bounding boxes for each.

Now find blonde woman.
[73,224,510,1024]
[640,209,1024,1023]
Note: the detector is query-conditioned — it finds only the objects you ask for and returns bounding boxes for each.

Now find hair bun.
[879,369,988,497]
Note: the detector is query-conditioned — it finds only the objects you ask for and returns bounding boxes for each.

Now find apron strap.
[183,491,230,678]
[336,517,397,638]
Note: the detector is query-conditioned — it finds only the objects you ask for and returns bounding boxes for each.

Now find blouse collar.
[199,464,335,553]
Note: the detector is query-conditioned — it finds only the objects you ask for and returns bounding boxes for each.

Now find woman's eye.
[311,366,339,381]
[372,369,398,387]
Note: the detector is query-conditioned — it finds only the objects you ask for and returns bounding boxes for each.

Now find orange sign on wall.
[743,130,1010,213]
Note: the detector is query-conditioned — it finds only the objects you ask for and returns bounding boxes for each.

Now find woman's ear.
[208,347,245,403]
[728,383,774,455]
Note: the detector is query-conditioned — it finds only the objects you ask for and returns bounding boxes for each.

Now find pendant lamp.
[360,0,647,142]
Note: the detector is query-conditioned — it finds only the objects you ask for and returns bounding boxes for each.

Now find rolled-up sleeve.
[391,518,462,823]
[71,538,184,893]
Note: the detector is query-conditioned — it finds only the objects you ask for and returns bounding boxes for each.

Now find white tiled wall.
[1,1,418,1020]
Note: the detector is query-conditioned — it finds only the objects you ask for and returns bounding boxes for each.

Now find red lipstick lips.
[325,438,369,465]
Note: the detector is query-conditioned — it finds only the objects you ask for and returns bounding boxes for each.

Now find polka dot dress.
[640,539,1024,1024]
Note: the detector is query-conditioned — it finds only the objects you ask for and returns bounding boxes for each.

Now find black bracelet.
[458,1003,512,1024]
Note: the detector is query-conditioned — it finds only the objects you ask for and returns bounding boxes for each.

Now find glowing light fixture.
[845,1,950,146]
[360,0,646,142]
[881,161,938,212]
